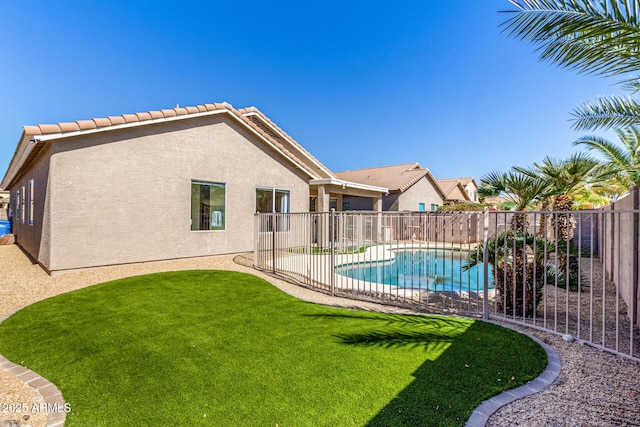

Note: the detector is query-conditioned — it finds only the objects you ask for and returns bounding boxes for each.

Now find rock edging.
[465,326,561,427]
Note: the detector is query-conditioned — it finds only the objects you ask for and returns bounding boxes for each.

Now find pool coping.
[465,323,561,427]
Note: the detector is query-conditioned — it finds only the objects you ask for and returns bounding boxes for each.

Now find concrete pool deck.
[260,242,495,293]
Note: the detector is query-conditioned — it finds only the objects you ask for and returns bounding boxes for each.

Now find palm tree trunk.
[539,196,553,239]
[512,211,530,233]
[552,193,579,287]
[553,193,575,240]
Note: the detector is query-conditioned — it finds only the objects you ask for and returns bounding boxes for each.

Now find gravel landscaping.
[0,245,639,426]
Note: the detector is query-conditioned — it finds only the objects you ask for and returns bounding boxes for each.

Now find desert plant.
[465,231,584,317]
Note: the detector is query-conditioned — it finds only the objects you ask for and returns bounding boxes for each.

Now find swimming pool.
[335,250,493,292]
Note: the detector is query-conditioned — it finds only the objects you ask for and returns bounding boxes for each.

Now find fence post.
[483,208,490,320]
[330,208,335,296]
[272,211,277,274]
[254,213,259,268]
[633,187,639,329]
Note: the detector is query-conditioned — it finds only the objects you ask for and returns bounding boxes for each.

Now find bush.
[437,203,492,212]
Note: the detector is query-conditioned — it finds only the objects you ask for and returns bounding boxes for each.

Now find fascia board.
[310,178,388,194]
[242,111,336,179]
[1,132,34,189]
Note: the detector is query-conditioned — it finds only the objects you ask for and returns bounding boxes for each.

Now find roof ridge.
[337,162,422,173]
[403,162,421,172]
[23,102,234,136]
[238,107,335,179]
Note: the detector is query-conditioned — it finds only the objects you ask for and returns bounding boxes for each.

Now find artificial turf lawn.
[0,270,546,426]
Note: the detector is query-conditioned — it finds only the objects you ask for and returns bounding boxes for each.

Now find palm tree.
[466,229,583,317]
[514,154,603,286]
[514,153,602,239]
[502,0,640,131]
[574,126,640,190]
[478,171,550,316]
[479,170,548,231]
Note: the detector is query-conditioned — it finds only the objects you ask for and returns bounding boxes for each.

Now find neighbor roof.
[441,177,478,188]
[335,163,445,196]
[436,178,472,202]
[2,102,333,189]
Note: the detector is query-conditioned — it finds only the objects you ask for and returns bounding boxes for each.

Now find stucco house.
[437,178,477,205]
[336,163,446,211]
[441,177,479,203]
[1,102,386,274]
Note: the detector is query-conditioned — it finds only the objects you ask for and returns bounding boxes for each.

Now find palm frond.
[503,0,640,78]
[571,95,640,130]
[574,125,640,186]
[574,133,631,165]
[620,75,640,92]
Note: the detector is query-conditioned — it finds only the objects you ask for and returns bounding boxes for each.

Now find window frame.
[20,186,25,224]
[11,188,20,224]
[190,180,227,232]
[28,179,34,226]
[256,187,291,232]
[255,187,291,214]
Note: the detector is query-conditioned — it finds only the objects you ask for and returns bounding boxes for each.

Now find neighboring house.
[1,102,386,274]
[336,163,446,211]
[437,178,476,205]
[458,177,479,203]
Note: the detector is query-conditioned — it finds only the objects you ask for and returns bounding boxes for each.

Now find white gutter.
[310,178,388,194]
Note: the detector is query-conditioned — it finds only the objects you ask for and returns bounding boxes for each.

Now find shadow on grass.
[310,312,547,427]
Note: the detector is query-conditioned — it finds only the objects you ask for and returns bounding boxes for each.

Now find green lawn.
[0,271,546,426]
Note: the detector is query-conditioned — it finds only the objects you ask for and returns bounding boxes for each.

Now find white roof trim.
[310,178,388,194]
[2,108,321,188]
[242,111,336,179]
[1,133,35,189]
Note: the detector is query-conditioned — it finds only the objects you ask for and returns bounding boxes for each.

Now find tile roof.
[22,102,233,136]
[6,102,330,188]
[441,176,477,187]
[238,107,335,180]
[335,163,439,194]
[436,178,463,194]
[436,178,472,202]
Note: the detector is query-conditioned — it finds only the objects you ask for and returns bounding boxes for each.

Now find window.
[256,188,290,213]
[342,202,351,211]
[431,204,439,211]
[418,203,425,212]
[14,190,20,223]
[28,180,34,226]
[20,186,25,224]
[256,188,290,232]
[191,181,226,231]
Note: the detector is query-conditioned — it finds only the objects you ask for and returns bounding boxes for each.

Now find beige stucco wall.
[8,144,53,267]
[14,114,310,272]
[464,182,479,203]
[389,177,443,211]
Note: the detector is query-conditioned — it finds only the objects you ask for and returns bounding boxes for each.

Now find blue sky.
[0,1,621,183]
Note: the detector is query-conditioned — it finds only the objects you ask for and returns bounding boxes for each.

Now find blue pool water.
[335,250,493,292]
